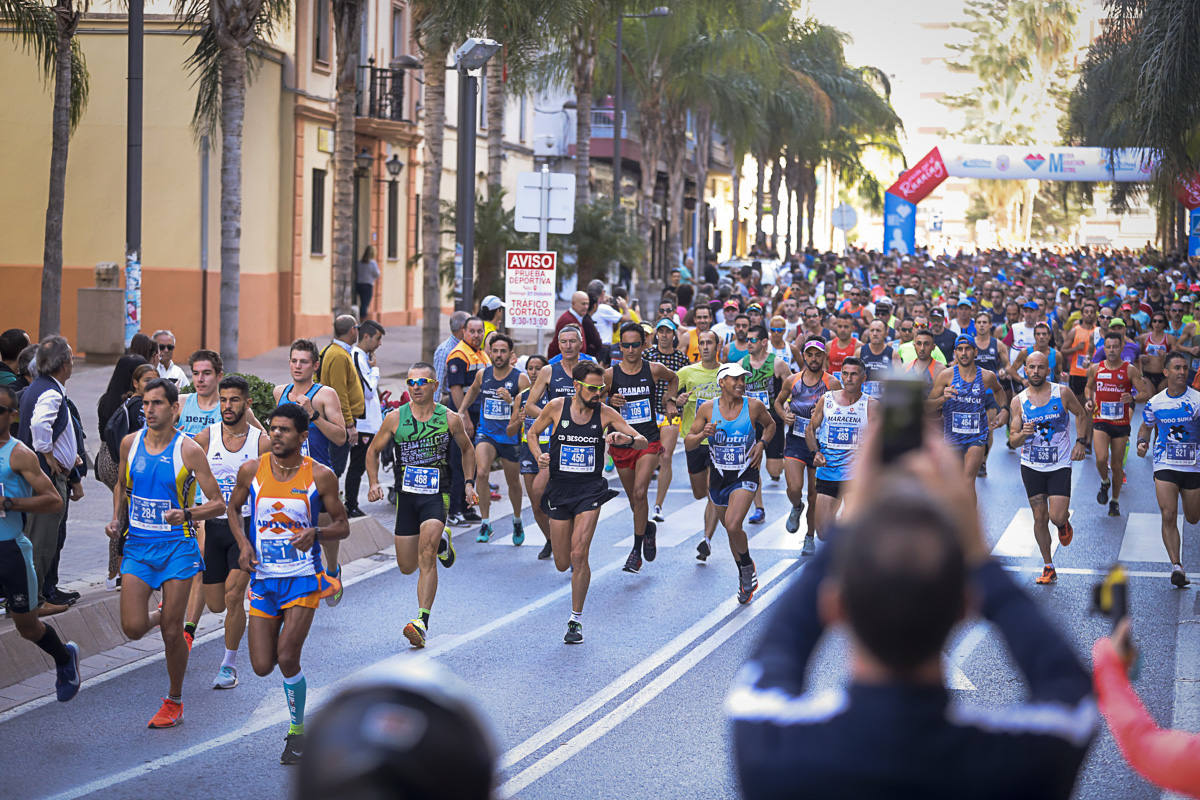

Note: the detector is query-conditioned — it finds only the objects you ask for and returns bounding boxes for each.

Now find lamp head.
[454,37,501,71]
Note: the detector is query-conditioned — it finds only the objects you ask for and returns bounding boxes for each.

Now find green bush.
[231,372,280,423]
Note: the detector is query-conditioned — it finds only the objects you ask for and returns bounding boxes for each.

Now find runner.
[1063,299,1098,403]
[805,357,877,539]
[508,354,551,552]
[365,362,477,647]
[903,328,944,387]
[458,334,528,544]
[1139,311,1175,393]
[646,319,689,523]
[858,319,895,400]
[676,330,723,561]
[723,314,752,362]
[527,361,645,643]
[225,403,350,764]
[973,311,1010,476]
[273,339,349,605]
[104,378,226,728]
[1085,330,1148,517]
[827,313,859,374]
[740,323,793,523]
[1008,351,1089,585]
[775,338,840,555]
[0,385,79,702]
[1009,322,1062,386]
[766,315,797,371]
[606,323,679,574]
[1136,351,1200,587]
[684,304,715,363]
[191,375,270,689]
[684,362,775,603]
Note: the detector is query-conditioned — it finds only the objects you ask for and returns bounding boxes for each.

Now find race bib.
[218,477,250,518]
[300,439,310,457]
[258,535,302,566]
[559,444,596,473]
[951,412,981,436]
[621,398,653,425]
[1164,442,1197,467]
[710,442,748,470]
[401,466,441,494]
[1076,353,1088,370]
[791,417,809,437]
[748,390,770,405]
[482,397,510,421]
[826,424,858,450]
[0,483,7,519]
[1099,401,1124,420]
[130,495,172,531]
[1028,444,1057,465]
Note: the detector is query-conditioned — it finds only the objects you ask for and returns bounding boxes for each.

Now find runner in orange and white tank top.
[1086,329,1149,518]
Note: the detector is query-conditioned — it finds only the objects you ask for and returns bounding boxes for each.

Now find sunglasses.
[619,341,642,349]
[406,377,434,387]
[0,405,14,414]
[769,327,785,333]
[158,344,174,351]
[747,336,762,344]
[577,381,605,392]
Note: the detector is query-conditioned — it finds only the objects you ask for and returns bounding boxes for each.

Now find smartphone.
[880,377,926,464]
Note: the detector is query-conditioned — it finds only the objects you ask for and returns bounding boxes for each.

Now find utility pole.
[124,0,143,346]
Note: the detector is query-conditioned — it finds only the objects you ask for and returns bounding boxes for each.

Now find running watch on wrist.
[2,497,12,512]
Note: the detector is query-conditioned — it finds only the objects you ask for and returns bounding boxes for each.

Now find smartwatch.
[2,497,13,512]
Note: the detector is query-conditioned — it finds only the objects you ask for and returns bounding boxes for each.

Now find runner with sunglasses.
[365,363,478,648]
[1140,312,1175,394]
[740,324,793,524]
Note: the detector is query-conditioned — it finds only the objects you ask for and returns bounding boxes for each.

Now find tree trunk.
[1021,180,1037,245]
[570,23,595,210]
[693,108,711,265]
[637,94,663,282]
[731,151,742,258]
[39,0,78,339]
[478,54,505,297]
[420,40,449,360]
[663,107,688,269]
[768,156,782,254]
[332,0,363,320]
[754,157,766,249]
[803,163,817,249]
[218,46,247,370]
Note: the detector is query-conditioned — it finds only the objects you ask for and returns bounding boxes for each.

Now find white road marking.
[945,622,986,691]
[748,515,801,550]
[1118,512,1172,563]
[990,507,1070,559]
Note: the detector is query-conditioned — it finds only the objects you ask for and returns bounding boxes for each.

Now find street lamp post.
[612,6,669,225]
[454,37,501,313]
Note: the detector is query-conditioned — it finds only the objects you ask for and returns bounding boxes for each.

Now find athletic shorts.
[121,536,204,591]
[611,439,664,470]
[203,517,249,585]
[765,412,785,460]
[519,444,539,476]
[784,434,815,465]
[1155,469,1200,491]
[0,536,37,614]
[1145,371,1165,392]
[951,437,988,454]
[395,491,449,536]
[1093,421,1131,440]
[248,574,321,618]
[1069,375,1088,399]
[541,480,619,520]
[686,444,710,475]
[708,467,760,507]
[814,478,844,498]
[476,434,519,463]
[1020,465,1072,498]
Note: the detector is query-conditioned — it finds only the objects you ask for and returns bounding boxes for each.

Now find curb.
[0,515,394,698]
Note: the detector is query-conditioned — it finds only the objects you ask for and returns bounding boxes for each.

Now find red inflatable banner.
[1175,173,1200,210]
[886,147,948,204]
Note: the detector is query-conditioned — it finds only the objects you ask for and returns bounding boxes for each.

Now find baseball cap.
[1108,317,1127,328]
[723,300,740,310]
[654,318,678,330]
[717,363,750,381]
[875,296,893,308]
[1103,279,1116,288]
[802,339,826,352]
[954,334,976,349]
[480,295,505,311]
[1022,301,1039,310]
[956,297,973,307]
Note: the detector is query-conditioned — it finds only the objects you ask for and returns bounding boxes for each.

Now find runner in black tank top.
[974,312,1011,477]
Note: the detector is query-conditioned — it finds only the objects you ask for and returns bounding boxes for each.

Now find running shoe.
[322,570,344,607]
[1035,566,1057,585]
[1172,567,1191,588]
[490,488,501,501]
[148,697,184,728]
[801,534,816,556]
[623,550,642,574]
[461,509,483,523]
[404,618,427,648]
[1109,500,1121,517]
[652,505,665,523]
[346,506,366,519]
[438,528,456,568]
[538,540,553,560]
[489,481,499,491]
[1097,482,1110,505]
[280,732,304,765]
[786,503,804,534]
[977,462,987,478]
[737,561,758,604]
[643,521,658,563]
[512,520,525,547]
[604,455,615,473]
[212,665,238,690]
[55,641,80,703]
[696,538,711,562]
[183,628,194,651]
[748,507,766,525]
[564,620,584,644]
[1057,520,1074,547]
[476,522,493,543]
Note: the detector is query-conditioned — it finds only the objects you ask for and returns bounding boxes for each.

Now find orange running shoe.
[148,697,184,728]
[1035,566,1057,585]
[1057,521,1074,546]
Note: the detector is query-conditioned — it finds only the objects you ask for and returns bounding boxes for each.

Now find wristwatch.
[310,409,321,422]
[2,497,13,512]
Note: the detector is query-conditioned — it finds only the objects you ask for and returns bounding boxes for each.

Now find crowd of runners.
[4,245,1200,766]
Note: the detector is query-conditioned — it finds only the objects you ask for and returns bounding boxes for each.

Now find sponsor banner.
[941,145,1158,182]
[883,193,917,256]
[886,147,947,204]
[504,250,557,329]
[1176,173,1200,211]
[1190,208,1200,257]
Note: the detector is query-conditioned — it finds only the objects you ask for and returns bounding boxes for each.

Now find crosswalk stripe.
[613,498,709,549]
[990,507,1068,559]
[485,489,629,547]
[1117,512,1172,563]
[748,515,803,550]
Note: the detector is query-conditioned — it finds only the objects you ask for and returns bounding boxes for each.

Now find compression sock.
[221,649,237,669]
[183,621,197,636]
[570,609,583,624]
[737,551,753,567]
[284,672,306,734]
[419,608,431,626]
[481,517,491,526]
[35,625,72,667]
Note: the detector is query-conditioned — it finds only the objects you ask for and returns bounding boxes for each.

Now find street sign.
[505,250,557,329]
[831,202,857,231]
[515,169,576,235]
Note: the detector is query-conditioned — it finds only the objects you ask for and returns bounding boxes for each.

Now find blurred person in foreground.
[728,419,1098,799]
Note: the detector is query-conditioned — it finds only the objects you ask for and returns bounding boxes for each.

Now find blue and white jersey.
[1143,387,1200,473]
[942,365,988,447]
[708,398,755,475]
[477,366,520,445]
[1018,384,1072,472]
[816,392,869,482]
[124,429,196,541]
[177,393,221,438]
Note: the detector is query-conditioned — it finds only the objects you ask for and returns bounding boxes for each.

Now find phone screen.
[880,378,925,464]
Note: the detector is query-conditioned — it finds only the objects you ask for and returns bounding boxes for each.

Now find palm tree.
[331,0,365,319]
[178,0,291,369]
[2,0,89,337]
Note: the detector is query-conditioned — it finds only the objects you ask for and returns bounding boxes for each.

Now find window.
[311,169,326,255]
[314,0,329,64]
[391,5,404,59]
[387,180,399,260]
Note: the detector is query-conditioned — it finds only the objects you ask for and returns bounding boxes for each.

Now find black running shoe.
[1108,500,1120,517]
[564,620,583,644]
[696,539,710,562]
[1172,567,1190,588]
[623,550,642,574]
[1097,482,1110,505]
[280,732,304,765]
[643,521,658,562]
[737,560,758,604]
[460,509,483,523]
[346,506,366,518]
[538,540,553,560]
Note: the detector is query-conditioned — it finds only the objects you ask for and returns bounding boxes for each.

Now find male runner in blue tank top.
[805,356,877,539]
[273,338,348,604]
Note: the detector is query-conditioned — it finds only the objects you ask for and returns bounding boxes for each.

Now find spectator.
[17,336,79,616]
[0,328,30,388]
[152,330,188,386]
[478,295,505,343]
[345,320,385,517]
[318,314,366,478]
[356,245,380,321]
[434,311,470,394]
[549,291,604,361]
[127,331,158,366]
[588,280,628,351]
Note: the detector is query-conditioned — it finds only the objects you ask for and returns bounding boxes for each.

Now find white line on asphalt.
[613,497,709,550]
[946,622,986,691]
[1002,564,1171,580]
[991,507,1069,559]
[1117,512,1173,563]
[498,558,800,770]
[497,560,798,798]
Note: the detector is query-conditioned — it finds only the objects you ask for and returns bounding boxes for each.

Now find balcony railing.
[356,65,408,122]
[589,108,632,140]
